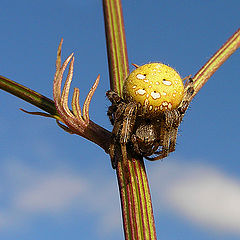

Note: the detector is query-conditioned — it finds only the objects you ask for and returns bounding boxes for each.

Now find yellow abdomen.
[123,63,184,117]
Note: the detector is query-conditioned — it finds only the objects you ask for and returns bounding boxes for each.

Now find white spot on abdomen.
[136,74,146,80]
[136,89,146,95]
[162,79,172,86]
[151,91,161,99]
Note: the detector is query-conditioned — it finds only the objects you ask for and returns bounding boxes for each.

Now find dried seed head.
[123,63,184,116]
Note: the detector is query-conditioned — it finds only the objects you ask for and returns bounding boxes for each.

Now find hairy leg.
[106,90,125,125]
[119,103,137,181]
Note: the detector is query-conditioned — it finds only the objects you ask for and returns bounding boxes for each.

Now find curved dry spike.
[72,88,84,123]
[50,42,111,152]
[55,38,63,76]
[20,108,60,120]
[54,39,63,97]
[82,74,100,122]
[53,53,74,103]
[61,56,75,117]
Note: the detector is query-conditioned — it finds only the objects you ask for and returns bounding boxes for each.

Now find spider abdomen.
[123,63,184,117]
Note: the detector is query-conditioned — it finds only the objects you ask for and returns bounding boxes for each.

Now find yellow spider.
[107,63,194,168]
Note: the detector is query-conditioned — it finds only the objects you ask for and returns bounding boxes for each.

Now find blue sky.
[0,0,240,239]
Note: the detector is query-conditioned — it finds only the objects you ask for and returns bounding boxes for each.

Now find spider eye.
[123,63,184,117]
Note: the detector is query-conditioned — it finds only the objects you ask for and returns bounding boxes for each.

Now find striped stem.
[102,0,157,239]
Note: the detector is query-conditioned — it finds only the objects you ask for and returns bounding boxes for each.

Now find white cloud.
[15,174,87,212]
[149,160,240,234]
[3,158,240,236]
[0,161,120,235]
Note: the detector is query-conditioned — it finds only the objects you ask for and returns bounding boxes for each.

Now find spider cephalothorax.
[107,63,194,168]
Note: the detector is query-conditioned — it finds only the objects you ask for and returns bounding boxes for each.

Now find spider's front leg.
[106,90,124,125]
[178,78,195,114]
[108,102,125,168]
[117,102,137,182]
[106,90,127,168]
[119,102,137,160]
[107,96,137,169]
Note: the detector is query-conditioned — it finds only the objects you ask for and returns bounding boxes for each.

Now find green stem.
[102,0,157,239]
[191,28,240,101]
[103,0,129,97]
[0,74,111,152]
[0,75,58,116]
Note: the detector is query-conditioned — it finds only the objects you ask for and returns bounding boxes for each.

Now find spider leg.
[109,102,137,170]
[120,103,137,160]
[160,111,174,157]
[145,133,170,161]
[168,109,182,152]
[120,102,137,145]
[183,75,192,87]
[178,78,195,114]
[145,148,170,161]
[108,102,126,168]
[147,77,195,162]
[150,81,195,161]
[170,78,195,152]
[106,90,123,105]
[119,102,137,182]
[106,90,125,125]
[143,142,161,161]
[169,127,178,152]
[149,142,160,155]
[146,111,176,161]
[107,105,116,125]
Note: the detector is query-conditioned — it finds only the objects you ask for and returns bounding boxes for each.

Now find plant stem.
[102,0,157,239]
[191,28,240,100]
[0,75,58,116]
[102,0,129,97]
[116,154,157,239]
[0,74,111,152]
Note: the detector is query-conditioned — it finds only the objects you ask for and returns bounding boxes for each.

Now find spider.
[107,63,194,168]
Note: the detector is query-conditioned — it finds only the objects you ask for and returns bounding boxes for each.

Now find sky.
[0,0,240,239]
